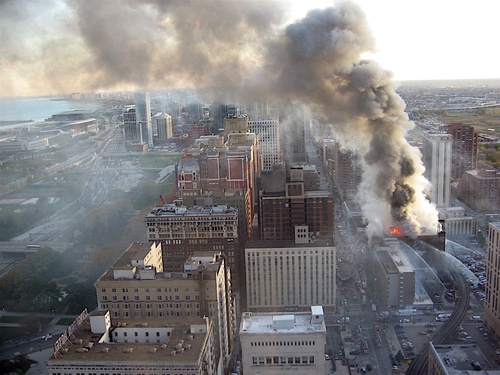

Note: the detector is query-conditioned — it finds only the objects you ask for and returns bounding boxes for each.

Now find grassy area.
[56,317,75,326]
[139,153,181,168]
[0,315,24,324]
[0,327,18,343]
[436,107,500,134]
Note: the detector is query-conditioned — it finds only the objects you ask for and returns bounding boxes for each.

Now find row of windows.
[53,371,198,375]
[101,302,202,310]
[101,287,196,293]
[252,355,316,365]
[250,340,316,347]
[109,310,203,318]
[101,295,199,302]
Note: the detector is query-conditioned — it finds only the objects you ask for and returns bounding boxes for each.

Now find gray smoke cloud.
[261,2,438,237]
[0,0,439,237]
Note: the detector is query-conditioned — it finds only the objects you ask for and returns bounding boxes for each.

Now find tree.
[395,350,404,363]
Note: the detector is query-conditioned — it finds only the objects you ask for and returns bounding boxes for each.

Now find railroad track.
[406,268,470,374]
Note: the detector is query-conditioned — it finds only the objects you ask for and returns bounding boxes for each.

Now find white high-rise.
[249,119,280,170]
[422,132,452,207]
[134,92,152,148]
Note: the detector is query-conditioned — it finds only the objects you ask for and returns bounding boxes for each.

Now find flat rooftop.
[49,317,208,364]
[240,311,326,335]
[431,343,500,374]
[146,203,237,218]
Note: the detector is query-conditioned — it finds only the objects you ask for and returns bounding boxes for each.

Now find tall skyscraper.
[122,105,139,142]
[249,119,281,170]
[152,112,173,142]
[484,222,500,338]
[258,164,333,241]
[422,132,453,207]
[134,92,152,148]
[445,122,478,179]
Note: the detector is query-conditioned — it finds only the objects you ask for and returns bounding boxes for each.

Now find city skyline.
[1,0,498,98]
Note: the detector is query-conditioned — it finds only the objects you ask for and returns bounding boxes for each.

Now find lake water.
[0,97,100,125]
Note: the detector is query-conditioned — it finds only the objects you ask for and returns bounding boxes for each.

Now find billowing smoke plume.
[262,2,438,237]
[0,0,439,237]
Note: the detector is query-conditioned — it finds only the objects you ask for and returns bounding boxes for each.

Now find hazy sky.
[0,0,498,98]
[292,0,500,82]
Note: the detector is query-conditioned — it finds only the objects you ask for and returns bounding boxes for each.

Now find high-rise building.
[445,122,478,179]
[372,238,416,309]
[135,92,152,148]
[245,239,336,311]
[123,105,139,142]
[280,111,306,163]
[248,119,281,170]
[153,112,173,141]
[457,169,500,213]
[258,164,333,241]
[422,132,453,207]
[239,306,327,375]
[145,204,239,273]
[223,114,248,138]
[484,222,500,338]
[332,144,362,202]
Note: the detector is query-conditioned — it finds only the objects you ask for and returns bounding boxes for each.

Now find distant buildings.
[239,306,327,375]
[372,238,416,309]
[135,92,153,148]
[122,92,153,148]
[438,207,478,237]
[123,105,139,142]
[457,169,500,213]
[484,222,500,338]
[0,137,48,152]
[152,112,173,142]
[444,122,478,180]
[422,132,453,207]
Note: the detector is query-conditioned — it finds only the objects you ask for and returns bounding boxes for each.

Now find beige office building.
[239,306,326,375]
[245,238,336,311]
[95,243,234,370]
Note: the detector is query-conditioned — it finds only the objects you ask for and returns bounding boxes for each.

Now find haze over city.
[1,0,499,98]
[0,1,499,375]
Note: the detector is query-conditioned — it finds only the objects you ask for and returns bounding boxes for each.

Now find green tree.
[395,350,404,363]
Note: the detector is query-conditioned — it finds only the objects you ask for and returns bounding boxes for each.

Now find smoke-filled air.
[0,0,439,238]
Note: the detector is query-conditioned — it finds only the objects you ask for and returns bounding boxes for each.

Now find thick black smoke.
[0,0,438,236]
